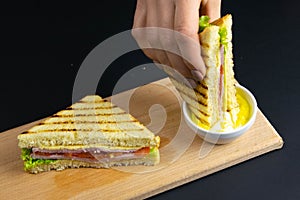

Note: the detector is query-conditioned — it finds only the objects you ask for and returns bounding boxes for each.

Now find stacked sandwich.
[18,95,160,173]
[171,14,240,131]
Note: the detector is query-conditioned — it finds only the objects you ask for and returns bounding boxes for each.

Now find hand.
[132,0,221,88]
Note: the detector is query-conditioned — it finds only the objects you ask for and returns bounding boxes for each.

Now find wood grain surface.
[0,78,283,200]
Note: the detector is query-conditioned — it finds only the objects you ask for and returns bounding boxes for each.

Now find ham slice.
[218,45,225,115]
[31,147,150,163]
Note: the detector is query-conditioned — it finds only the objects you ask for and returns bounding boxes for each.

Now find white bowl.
[183,85,257,144]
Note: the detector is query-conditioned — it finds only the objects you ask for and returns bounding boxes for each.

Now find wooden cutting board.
[0,78,283,200]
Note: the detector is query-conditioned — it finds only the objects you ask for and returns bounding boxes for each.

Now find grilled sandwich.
[18,95,160,174]
[171,14,240,131]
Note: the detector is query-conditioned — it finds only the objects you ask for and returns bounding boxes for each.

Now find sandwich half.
[18,95,160,173]
[171,14,240,131]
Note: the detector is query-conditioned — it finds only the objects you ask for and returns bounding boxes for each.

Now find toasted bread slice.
[171,23,221,127]
[18,95,160,148]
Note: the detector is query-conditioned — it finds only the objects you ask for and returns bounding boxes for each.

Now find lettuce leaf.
[21,148,55,171]
[199,16,211,32]
[148,147,158,158]
[199,16,228,47]
[219,27,228,46]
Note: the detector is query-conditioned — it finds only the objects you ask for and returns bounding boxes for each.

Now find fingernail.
[187,78,197,89]
[191,70,204,81]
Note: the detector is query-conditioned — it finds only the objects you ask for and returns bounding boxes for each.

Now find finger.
[151,0,196,88]
[132,0,147,29]
[132,0,153,59]
[156,1,186,76]
[156,0,196,83]
[174,0,207,81]
[156,0,175,29]
[144,0,171,68]
[200,0,221,22]
[132,1,157,62]
[174,0,201,40]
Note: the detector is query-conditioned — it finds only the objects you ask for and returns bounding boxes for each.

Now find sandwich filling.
[21,147,159,171]
[211,29,231,131]
[32,147,152,162]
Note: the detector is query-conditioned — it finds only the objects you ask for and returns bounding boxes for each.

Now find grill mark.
[52,112,127,117]
[192,112,210,126]
[192,100,207,108]
[170,77,208,99]
[65,105,117,110]
[197,90,207,99]
[189,106,210,117]
[177,88,208,104]
[200,43,210,49]
[41,120,138,125]
[24,128,144,133]
[181,85,207,99]
[198,82,208,90]
[100,129,144,132]
[199,110,210,117]
[200,119,210,127]
[78,99,107,103]
[179,89,208,107]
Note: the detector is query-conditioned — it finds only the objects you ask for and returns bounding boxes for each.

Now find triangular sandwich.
[18,95,160,173]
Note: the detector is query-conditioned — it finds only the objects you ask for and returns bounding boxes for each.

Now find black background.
[1,1,300,199]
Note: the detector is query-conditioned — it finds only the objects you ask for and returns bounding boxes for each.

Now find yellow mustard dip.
[234,91,250,128]
[191,90,251,131]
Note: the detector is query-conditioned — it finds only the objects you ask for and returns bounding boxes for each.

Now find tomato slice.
[220,64,224,75]
[134,147,150,155]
